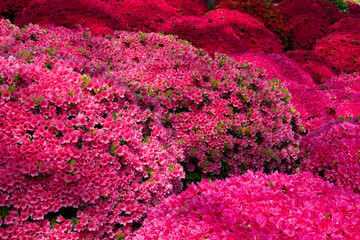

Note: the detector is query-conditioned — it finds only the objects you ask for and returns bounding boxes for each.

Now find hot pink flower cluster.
[133,170,360,239]
[323,73,360,120]
[231,52,334,132]
[0,19,185,239]
[158,8,284,56]
[113,35,301,181]
[300,119,360,194]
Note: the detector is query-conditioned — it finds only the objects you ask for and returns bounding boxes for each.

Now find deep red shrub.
[314,31,360,73]
[348,1,360,15]
[276,0,340,50]
[158,15,247,56]
[14,0,181,35]
[286,50,339,84]
[215,0,288,43]
[286,15,330,50]
[300,119,360,194]
[231,52,334,132]
[0,20,185,239]
[276,0,333,24]
[0,0,32,20]
[328,16,360,33]
[159,9,284,56]
[163,0,208,16]
[133,171,360,239]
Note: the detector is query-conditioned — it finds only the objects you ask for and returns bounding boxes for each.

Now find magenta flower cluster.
[300,119,360,194]
[133,171,360,239]
[0,20,185,239]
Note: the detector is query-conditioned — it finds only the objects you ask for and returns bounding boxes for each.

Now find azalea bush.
[314,31,360,73]
[215,0,288,44]
[0,20,185,239]
[286,50,339,84]
[115,34,301,182]
[158,9,284,56]
[133,170,360,239]
[231,52,335,132]
[276,0,339,50]
[300,119,360,194]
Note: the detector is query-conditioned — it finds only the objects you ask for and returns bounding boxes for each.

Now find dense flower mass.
[286,50,339,84]
[1,0,360,238]
[231,52,334,132]
[215,0,288,44]
[276,0,339,50]
[116,35,301,181]
[133,171,360,239]
[313,30,360,73]
[158,8,284,56]
[0,20,185,239]
[300,120,360,194]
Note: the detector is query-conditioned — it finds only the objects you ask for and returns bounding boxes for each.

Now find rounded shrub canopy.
[0,20,185,239]
[133,171,360,239]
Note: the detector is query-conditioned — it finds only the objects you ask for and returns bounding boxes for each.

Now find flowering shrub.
[231,52,334,132]
[158,9,284,56]
[276,0,340,50]
[285,15,330,50]
[286,50,339,84]
[14,0,181,35]
[328,16,360,33]
[133,171,360,239]
[300,120,360,194]
[163,0,208,16]
[0,20,185,239]
[0,0,31,21]
[116,36,301,182]
[323,73,360,119]
[314,31,360,73]
[215,0,288,44]
[276,0,334,24]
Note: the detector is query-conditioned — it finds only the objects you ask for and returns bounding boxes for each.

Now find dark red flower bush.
[231,52,334,132]
[133,171,360,239]
[163,0,208,16]
[300,119,360,194]
[0,20,185,239]
[14,0,182,35]
[314,31,360,73]
[0,0,32,21]
[276,0,340,50]
[286,50,339,84]
[285,15,330,50]
[215,0,288,44]
[158,9,284,56]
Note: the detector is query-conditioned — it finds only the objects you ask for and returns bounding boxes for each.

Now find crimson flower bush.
[12,0,182,35]
[314,30,360,74]
[158,9,284,56]
[0,20,185,239]
[133,171,360,239]
[215,0,288,44]
[286,50,339,84]
[300,119,360,194]
[276,0,339,50]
